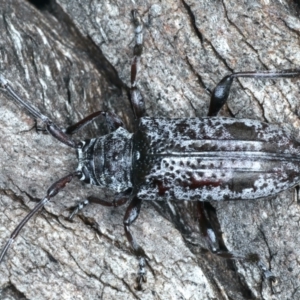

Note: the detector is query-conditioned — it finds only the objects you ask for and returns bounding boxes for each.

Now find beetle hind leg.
[208,69,300,116]
[197,202,276,281]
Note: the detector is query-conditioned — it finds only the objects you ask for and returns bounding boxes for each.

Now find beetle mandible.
[1,10,300,290]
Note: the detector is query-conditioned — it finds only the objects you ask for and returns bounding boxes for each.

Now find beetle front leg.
[123,196,148,290]
[208,69,300,116]
[0,75,79,148]
[65,111,124,134]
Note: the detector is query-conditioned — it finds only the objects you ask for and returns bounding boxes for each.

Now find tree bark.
[0,0,300,299]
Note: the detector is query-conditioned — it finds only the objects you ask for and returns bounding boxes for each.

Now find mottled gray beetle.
[1,10,300,290]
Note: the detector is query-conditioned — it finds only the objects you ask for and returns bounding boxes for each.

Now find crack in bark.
[0,283,29,300]
[185,55,211,95]
[221,0,268,71]
[181,0,203,44]
[66,246,141,299]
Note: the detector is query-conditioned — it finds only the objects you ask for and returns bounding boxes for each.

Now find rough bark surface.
[0,0,300,299]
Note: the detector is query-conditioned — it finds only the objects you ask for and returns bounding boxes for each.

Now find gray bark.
[0,0,300,299]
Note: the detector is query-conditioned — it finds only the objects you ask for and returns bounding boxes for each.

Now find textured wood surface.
[0,1,300,299]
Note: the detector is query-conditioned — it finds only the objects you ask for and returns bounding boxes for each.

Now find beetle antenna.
[0,74,48,121]
[0,197,48,263]
[0,171,81,263]
[0,75,80,149]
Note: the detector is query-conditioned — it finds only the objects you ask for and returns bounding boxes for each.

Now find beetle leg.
[197,202,276,281]
[197,202,241,259]
[123,196,148,290]
[65,111,124,134]
[0,75,79,148]
[208,69,300,116]
[69,192,148,289]
[0,171,81,263]
[130,10,146,119]
[295,185,300,204]
[19,119,49,135]
[197,202,244,259]
[68,188,132,219]
[197,202,220,252]
[71,193,149,290]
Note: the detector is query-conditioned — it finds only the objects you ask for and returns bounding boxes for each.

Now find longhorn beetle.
[1,10,300,290]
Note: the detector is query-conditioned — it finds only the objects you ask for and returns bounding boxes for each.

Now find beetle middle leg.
[124,196,149,291]
[69,192,149,291]
[68,188,132,219]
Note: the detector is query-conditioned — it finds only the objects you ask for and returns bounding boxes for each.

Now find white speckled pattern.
[132,117,300,201]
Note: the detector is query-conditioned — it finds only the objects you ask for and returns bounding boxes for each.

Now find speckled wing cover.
[132,117,300,201]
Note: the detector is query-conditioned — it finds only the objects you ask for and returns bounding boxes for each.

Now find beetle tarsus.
[257,260,276,281]
[68,199,89,220]
[136,256,147,290]
[123,196,150,288]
